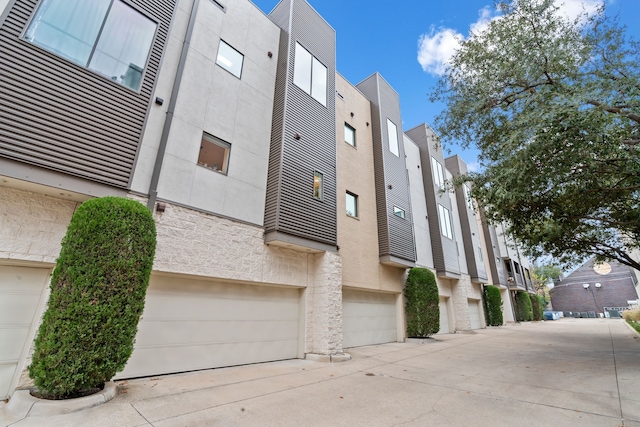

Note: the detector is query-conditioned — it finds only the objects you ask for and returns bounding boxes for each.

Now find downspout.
[147,0,200,210]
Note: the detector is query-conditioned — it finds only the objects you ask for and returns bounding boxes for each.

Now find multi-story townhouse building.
[0,0,527,400]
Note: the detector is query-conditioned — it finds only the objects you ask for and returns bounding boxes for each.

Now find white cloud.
[466,161,481,173]
[417,0,604,76]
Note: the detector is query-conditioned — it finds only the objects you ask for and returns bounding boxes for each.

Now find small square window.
[344,123,356,147]
[393,206,405,219]
[198,133,230,174]
[346,192,358,217]
[216,40,243,78]
[313,171,323,200]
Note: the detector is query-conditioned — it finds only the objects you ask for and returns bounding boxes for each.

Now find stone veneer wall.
[449,274,485,331]
[0,187,78,264]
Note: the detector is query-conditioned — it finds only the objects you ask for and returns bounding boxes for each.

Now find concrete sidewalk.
[2,318,639,426]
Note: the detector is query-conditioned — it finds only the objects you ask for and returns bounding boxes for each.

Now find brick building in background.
[550,258,639,317]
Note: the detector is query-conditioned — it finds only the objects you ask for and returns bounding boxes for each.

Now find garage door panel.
[438,297,450,334]
[118,276,301,379]
[342,290,397,348]
[0,328,31,361]
[469,299,482,330]
[122,339,299,378]
[0,293,43,324]
[134,319,299,347]
[0,364,17,400]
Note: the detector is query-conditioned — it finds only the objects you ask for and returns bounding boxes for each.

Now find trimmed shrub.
[29,197,156,398]
[405,268,439,337]
[515,292,534,322]
[532,295,545,321]
[483,285,503,326]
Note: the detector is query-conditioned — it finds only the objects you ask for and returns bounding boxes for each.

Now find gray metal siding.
[0,0,174,188]
[406,124,459,277]
[481,212,508,286]
[356,74,415,263]
[265,0,337,246]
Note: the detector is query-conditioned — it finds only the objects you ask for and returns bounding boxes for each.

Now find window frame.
[387,119,399,157]
[346,191,358,218]
[393,205,406,219]
[293,42,327,106]
[215,39,244,78]
[431,157,445,189]
[197,133,231,175]
[344,123,356,147]
[23,0,158,92]
[438,204,454,239]
[313,170,324,201]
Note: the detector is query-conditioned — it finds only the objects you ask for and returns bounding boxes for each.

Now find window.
[346,192,358,217]
[478,247,484,262]
[216,40,243,78]
[198,133,231,174]
[387,119,399,157]
[344,123,356,147]
[431,157,445,189]
[438,204,453,239]
[313,171,323,200]
[463,184,474,210]
[293,42,327,106]
[393,206,405,219]
[25,0,157,91]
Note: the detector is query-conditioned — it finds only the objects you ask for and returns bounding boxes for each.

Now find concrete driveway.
[2,318,639,427]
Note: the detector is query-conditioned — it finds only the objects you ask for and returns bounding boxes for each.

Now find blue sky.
[250,0,640,170]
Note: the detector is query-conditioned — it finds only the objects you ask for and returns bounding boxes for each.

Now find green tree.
[532,263,562,303]
[29,197,156,398]
[431,0,640,272]
[404,268,440,337]
[483,285,504,326]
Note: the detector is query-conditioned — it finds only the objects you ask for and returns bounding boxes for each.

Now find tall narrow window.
[438,204,453,239]
[198,133,231,174]
[25,0,157,91]
[344,123,356,147]
[387,119,399,157]
[293,42,327,106]
[463,184,474,210]
[313,171,323,200]
[216,40,244,78]
[431,157,445,189]
[346,192,358,217]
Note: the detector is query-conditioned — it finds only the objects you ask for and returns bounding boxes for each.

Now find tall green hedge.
[515,292,534,322]
[483,285,503,326]
[29,197,156,398]
[531,294,545,321]
[405,268,439,337]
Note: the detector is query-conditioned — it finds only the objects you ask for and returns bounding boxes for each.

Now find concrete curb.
[305,353,352,363]
[623,319,640,337]
[1,382,116,424]
[405,338,437,344]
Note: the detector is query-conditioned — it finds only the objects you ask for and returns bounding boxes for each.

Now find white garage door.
[118,275,301,379]
[342,289,397,348]
[0,266,50,399]
[469,299,482,330]
[438,297,450,334]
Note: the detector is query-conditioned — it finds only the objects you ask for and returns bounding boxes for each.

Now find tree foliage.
[483,285,504,326]
[531,294,545,321]
[515,292,534,322]
[431,0,640,272]
[29,197,156,398]
[405,268,440,337]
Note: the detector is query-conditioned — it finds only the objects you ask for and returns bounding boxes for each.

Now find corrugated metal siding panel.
[355,75,389,255]
[264,29,289,232]
[265,0,337,246]
[0,0,175,188]
[406,124,459,276]
[356,74,415,263]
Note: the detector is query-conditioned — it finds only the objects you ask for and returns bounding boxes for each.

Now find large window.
[438,204,453,239]
[25,0,157,91]
[293,42,327,106]
[344,123,356,147]
[431,157,445,189]
[198,133,231,175]
[387,119,399,157]
[216,40,243,78]
[346,192,358,217]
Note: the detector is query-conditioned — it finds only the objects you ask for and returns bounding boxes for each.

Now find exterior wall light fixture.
[583,283,590,289]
